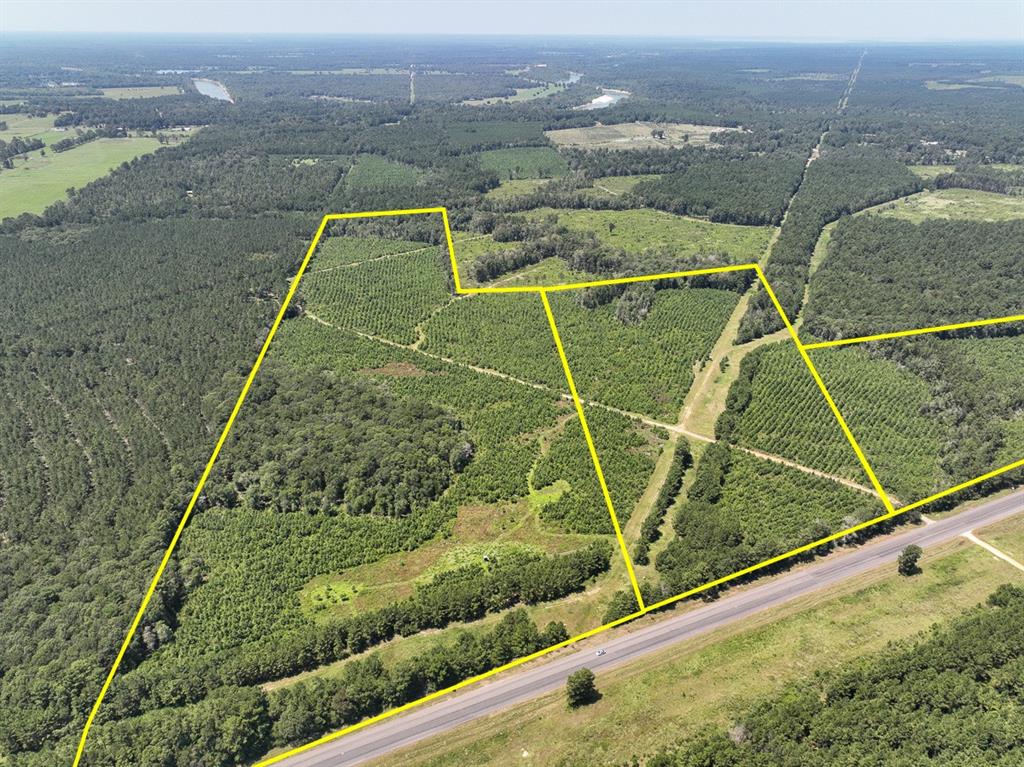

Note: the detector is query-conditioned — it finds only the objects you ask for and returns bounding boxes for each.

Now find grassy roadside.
[371,511,1024,767]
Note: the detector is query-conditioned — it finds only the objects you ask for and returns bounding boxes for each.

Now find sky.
[2,0,1023,42]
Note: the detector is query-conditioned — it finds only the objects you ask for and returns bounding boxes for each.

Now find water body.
[559,71,583,85]
[576,88,629,110]
[193,78,233,103]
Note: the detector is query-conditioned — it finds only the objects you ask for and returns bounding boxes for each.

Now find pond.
[192,78,233,102]
[576,88,629,110]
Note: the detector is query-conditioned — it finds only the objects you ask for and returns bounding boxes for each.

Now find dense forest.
[1,34,1022,767]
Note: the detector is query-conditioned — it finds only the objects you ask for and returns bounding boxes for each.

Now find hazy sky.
[3,0,1023,41]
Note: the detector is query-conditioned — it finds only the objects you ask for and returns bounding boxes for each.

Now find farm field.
[521,207,775,263]
[544,121,741,150]
[717,341,925,499]
[816,334,1024,490]
[0,136,164,218]
[719,328,1024,509]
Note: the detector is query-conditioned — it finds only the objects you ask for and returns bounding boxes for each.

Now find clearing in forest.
[544,121,743,150]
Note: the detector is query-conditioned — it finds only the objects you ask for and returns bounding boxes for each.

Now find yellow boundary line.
[73,207,1024,766]
[541,290,646,610]
[803,312,1024,349]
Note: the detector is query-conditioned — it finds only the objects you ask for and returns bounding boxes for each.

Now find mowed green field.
[0,137,164,218]
[524,207,775,262]
[0,112,69,146]
[868,188,1024,223]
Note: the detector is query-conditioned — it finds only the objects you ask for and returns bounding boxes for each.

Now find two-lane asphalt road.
[275,488,1024,767]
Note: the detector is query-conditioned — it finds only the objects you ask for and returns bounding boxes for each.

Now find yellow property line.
[751,264,896,512]
[540,290,646,610]
[74,206,1024,766]
[72,210,438,766]
[803,312,1024,349]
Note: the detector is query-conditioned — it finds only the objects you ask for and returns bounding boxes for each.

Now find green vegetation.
[907,163,955,180]
[655,584,1024,765]
[718,340,941,501]
[523,207,775,263]
[870,187,1024,222]
[204,364,469,517]
[0,136,164,218]
[484,177,549,199]
[738,145,922,341]
[656,444,882,595]
[463,81,565,105]
[805,216,1024,338]
[553,286,739,420]
[591,173,660,194]
[312,236,432,269]
[632,439,692,565]
[534,407,662,533]
[718,333,1024,507]
[476,146,568,179]
[422,285,739,421]
[6,36,1024,767]
[376,513,1023,767]
[634,153,806,225]
[302,244,453,345]
[343,153,425,191]
[565,668,598,708]
[898,543,923,575]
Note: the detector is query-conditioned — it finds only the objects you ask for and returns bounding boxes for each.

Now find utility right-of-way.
[271,488,1024,767]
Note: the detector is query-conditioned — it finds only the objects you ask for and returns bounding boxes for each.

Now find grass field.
[868,188,1024,222]
[544,121,741,151]
[523,207,775,263]
[100,86,182,99]
[376,520,1024,767]
[590,174,661,195]
[907,164,955,180]
[0,136,164,218]
[477,146,568,179]
[464,82,565,106]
